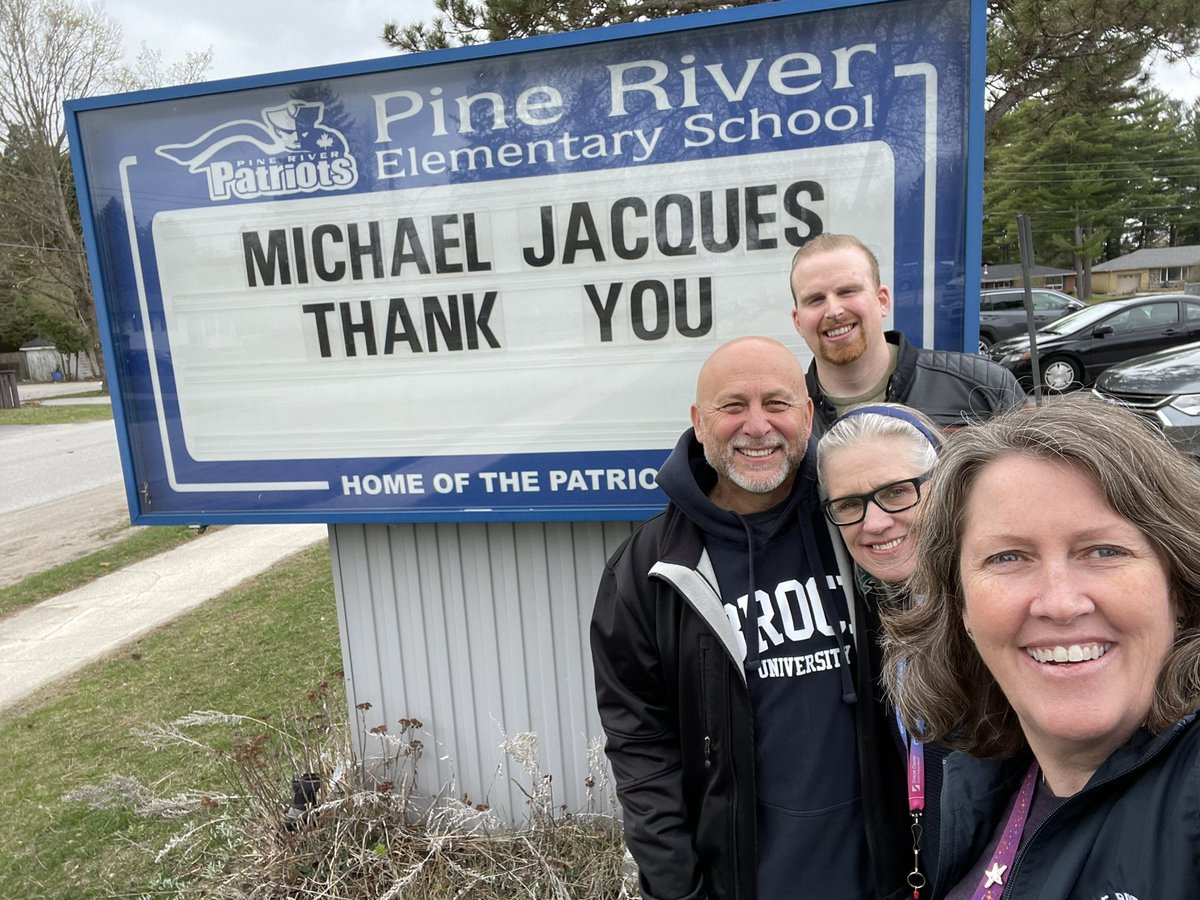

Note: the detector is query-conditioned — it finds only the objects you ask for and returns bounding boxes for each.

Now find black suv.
[978,288,1085,352]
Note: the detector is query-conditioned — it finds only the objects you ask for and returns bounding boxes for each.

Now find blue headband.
[834,405,941,448]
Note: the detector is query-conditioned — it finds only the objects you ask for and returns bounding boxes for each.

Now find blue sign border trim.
[66,0,986,526]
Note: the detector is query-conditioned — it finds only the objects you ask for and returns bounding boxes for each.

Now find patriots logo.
[156,101,359,201]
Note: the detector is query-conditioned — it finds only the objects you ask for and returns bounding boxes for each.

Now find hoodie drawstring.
[740,510,858,705]
[802,518,857,704]
[739,516,763,674]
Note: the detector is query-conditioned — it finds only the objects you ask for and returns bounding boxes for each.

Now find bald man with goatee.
[591,337,910,900]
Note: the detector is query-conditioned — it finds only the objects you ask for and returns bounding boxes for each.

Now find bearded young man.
[789,234,1023,434]
[591,336,910,900]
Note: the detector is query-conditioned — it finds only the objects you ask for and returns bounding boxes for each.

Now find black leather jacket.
[807,331,1026,434]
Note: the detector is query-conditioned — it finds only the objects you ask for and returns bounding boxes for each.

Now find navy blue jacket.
[933,712,1200,899]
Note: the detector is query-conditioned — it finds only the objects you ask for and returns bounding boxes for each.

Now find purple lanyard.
[899,713,926,898]
[971,760,1040,900]
[908,731,925,812]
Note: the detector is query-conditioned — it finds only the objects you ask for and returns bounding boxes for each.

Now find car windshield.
[1032,292,1071,311]
[1041,302,1132,335]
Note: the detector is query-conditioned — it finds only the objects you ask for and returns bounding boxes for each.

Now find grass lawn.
[0,543,344,899]
[0,403,113,425]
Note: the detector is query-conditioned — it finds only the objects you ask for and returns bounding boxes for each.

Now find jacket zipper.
[1000,723,1185,898]
[699,644,712,768]
[651,561,754,898]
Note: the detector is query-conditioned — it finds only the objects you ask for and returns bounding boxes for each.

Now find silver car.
[1092,341,1200,456]
[978,288,1086,353]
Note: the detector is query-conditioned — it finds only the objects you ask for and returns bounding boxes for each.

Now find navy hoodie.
[656,429,874,899]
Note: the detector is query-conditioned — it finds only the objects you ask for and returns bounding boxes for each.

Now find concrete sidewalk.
[17,380,103,402]
[19,380,111,406]
[0,522,328,712]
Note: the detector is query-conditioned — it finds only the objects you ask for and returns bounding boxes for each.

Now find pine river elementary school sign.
[66,0,985,525]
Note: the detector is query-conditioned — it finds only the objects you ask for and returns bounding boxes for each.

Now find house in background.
[981,263,1076,294]
[1090,245,1200,295]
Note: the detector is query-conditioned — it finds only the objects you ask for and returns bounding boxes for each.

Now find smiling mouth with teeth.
[1026,643,1112,664]
[825,324,855,338]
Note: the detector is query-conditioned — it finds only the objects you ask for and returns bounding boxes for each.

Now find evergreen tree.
[384,0,1200,142]
[984,104,1127,295]
[1132,97,1200,248]
[381,0,1200,281]
[984,0,1199,137]
[383,0,747,51]
[983,92,1199,296]
[1178,101,1200,247]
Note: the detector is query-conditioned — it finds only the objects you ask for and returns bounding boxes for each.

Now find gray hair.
[883,395,1200,757]
[817,403,942,487]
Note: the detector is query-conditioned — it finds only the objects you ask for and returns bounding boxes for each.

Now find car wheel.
[1042,356,1082,393]
[978,334,994,354]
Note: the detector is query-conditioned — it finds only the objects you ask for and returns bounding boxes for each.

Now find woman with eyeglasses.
[817,403,941,589]
[816,402,945,896]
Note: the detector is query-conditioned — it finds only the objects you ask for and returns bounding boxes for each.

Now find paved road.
[0,418,131,589]
[4,380,118,514]
[1,387,132,588]
[1,420,124,514]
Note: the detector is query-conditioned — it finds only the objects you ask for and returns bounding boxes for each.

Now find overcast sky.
[1153,54,1200,104]
[105,0,1199,102]
[105,0,438,82]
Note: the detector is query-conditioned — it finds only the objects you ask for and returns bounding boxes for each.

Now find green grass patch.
[0,403,113,425]
[0,526,204,619]
[0,543,343,899]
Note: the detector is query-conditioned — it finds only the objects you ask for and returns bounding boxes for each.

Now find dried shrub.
[66,685,637,899]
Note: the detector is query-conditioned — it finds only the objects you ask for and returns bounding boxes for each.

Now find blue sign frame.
[67,0,986,525]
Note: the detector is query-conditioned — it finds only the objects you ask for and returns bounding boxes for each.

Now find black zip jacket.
[807,331,1026,434]
[932,712,1200,899]
[591,430,911,900]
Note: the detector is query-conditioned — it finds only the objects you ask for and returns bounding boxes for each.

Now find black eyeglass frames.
[821,473,930,526]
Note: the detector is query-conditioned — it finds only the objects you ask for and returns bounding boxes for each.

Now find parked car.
[986,293,1200,392]
[978,287,1086,352]
[1092,341,1200,457]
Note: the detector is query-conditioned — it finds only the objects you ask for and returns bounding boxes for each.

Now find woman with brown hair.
[883,396,1200,899]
